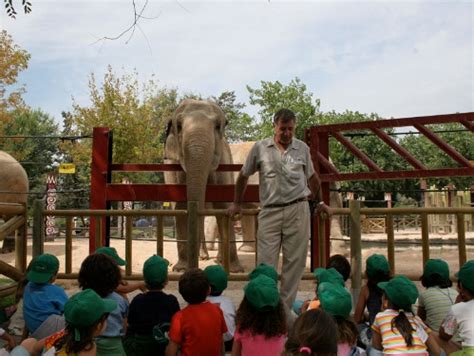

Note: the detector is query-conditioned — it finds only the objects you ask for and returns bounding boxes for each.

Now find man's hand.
[227,202,242,221]
[316,202,332,218]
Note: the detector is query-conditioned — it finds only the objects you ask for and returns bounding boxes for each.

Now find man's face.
[274,118,295,146]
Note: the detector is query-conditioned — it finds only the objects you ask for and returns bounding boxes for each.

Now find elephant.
[164,99,243,272]
[0,151,29,253]
[205,143,346,255]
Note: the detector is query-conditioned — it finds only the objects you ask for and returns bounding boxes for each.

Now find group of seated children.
[0,248,472,356]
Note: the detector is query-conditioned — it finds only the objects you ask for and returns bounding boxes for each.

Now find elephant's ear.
[164,117,180,162]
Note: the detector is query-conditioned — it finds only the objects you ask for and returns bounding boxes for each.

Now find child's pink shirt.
[234,329,285,356]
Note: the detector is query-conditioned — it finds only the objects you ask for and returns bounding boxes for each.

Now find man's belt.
[264,197,307,209]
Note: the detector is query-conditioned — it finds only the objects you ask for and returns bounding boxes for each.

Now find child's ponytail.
[391,310,414,347]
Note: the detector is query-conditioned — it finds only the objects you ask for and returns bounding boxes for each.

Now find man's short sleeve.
[168,312,183,344]
[241,142,258,177]
[304,144,315,179]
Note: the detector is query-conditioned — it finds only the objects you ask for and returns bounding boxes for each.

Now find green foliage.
[247,77,320,140]
[4,0,32,18]
[211,91,257,142]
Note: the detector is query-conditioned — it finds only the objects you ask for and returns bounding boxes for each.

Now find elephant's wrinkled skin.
[164,100,243,272]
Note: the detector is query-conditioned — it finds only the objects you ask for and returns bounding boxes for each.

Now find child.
[204,265,236,352]
[438,260,474,355]
[232,274,287,356]
[123,255,180,356]
[326,254,351,284]
[371,275,439,355]
[248,263,278,282]
[283,309,338,356]
[78,253,128,356]
[166,268,227,356]
[23,254,68,338]
[10,289,116,356]
[417,259,458,332]
[95,246,146,298]
[354,254,390,326]
[317,282,363,355]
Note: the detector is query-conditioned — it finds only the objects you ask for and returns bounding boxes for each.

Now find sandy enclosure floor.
[0,231,473,306]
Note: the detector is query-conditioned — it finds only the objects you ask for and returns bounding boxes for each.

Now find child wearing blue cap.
[232,275,287,356]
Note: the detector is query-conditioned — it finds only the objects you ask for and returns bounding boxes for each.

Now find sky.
[2,0,473,125]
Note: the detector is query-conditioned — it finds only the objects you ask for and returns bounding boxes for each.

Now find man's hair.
[326,255,351,282]
[178,268,209,304]
[273,109,296,124]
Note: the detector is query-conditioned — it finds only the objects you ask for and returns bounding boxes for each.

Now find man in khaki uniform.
[228,108,331,308]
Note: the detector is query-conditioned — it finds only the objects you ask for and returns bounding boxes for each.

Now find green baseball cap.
[378,275,419,311]
[27,254,60,284]
[455,260,474,291]
[249,263,278,282]
[143,255,169,285]
[65,289,116,328]
[422,259,450,281]
[95,247,126,266]
[244,274,280,311]
[204,265,228,294]
[317,282,352,318]
[313,268,345,287]
[366,254,390,279]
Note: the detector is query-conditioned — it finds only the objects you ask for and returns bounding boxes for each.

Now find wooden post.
[187,201,199,269]
[349,200,362,291]
[32,199,44,257]
[457,213,466,266]
[222,216,231,274]
[125,216,133,276]
[421,213,430,264]
[156,216,164,257]
[65,217,73,274]
[317,214,326,268]
[95,218,102,250]
[386,214,395,274]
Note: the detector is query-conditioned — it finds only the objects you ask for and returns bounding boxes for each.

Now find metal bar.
[386,215,395,274]
[65,217,73,274]
[421,213,430,265]
[110,163,243,172]
[125,216,132,276]
[156,216,164,257]
[457,213,466,266]
[460,120,474,132]
[332,132,382,172]
[95,218,102,250]
[317,214,325,268]
[349,200,362,291]
[316,152,339,174]
[414,124,473,168]
[187,201,199,269]
[371,128,426,170]
[310,112,474,132]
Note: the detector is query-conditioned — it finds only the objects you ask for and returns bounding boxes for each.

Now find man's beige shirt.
[241,137,315,207]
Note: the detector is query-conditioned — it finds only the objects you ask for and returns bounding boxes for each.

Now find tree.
[247,77,321,140]
[0,109,59,204]
[3,0,31,19]
[0,30,30,128]
[211,91,257,142]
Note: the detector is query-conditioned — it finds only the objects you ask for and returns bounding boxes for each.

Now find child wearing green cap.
[11,289,116,356]
[204,265,236,352]
[438,260,474,355]
[78,253,128,356]
[232,275,287,356]
[371,275,440,355]
[417,259,458,332]
[166,268,227,356]
[123,255,180,356]
[23,254,68,338]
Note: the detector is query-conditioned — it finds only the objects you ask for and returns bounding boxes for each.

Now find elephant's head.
[165,99,228,201]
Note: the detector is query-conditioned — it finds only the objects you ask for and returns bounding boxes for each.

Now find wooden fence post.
[187,201,199,269]
[32,199,44,257]
[349,200,362,296]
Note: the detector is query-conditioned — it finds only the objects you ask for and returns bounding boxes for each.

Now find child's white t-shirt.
[441,299,474,346]
[207,295,236,342]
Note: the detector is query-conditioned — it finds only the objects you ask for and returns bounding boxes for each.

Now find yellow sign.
[163,202,170,207]
[59,163,76,174]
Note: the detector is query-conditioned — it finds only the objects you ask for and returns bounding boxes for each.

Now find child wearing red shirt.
[166,268,227,356]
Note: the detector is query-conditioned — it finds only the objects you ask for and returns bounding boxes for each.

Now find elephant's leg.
[199,215,209,260]
[215,214,244,273]
[239,208,257,252]
[172,203,188,272]
[205,216,219,251]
